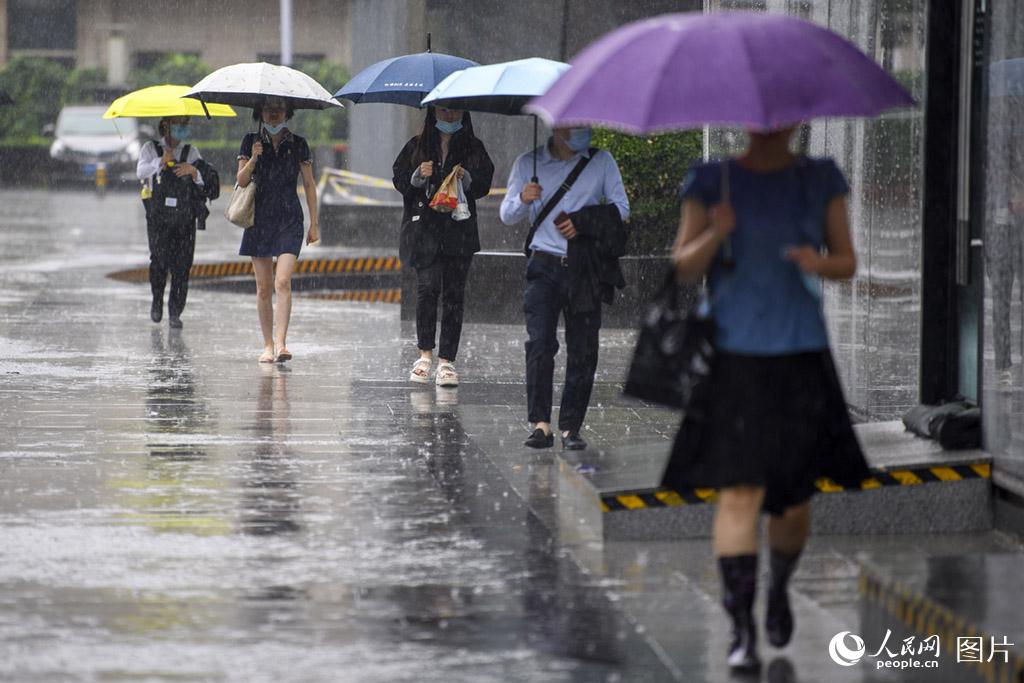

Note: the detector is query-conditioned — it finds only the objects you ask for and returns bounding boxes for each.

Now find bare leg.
[767,502,811,555]
[273,254,297,353]
[713,486,765,556]
[252,258,275,361]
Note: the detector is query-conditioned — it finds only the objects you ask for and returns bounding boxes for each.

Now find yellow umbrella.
[103,84,236,119]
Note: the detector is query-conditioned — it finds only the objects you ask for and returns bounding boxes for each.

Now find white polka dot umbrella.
[183,62,343,111]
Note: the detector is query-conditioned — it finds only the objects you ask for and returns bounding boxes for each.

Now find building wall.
[70,0,350,74]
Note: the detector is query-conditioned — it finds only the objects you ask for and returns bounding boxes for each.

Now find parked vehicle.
[47,105,150,184]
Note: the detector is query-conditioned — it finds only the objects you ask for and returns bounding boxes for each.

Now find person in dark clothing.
[499,127,630,450]
[393,106,494,387]
[137,115,211,329]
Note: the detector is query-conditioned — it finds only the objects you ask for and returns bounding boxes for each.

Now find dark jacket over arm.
[566,204,630,313]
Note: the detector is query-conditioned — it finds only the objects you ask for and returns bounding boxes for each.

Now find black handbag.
[623,161,732,412]
[623,270,716,411]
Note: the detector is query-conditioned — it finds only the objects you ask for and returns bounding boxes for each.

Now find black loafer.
[524,428,554,449]
[168,315,183,329]
[150,299,163,323]
[562,432,587,450]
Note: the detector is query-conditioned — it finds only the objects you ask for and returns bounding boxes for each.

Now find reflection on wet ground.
[1,190,1021,683]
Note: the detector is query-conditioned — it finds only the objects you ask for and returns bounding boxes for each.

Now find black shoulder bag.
[623,162,732,412]
[521,148,596,256]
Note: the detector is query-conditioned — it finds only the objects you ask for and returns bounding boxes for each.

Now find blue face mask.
[435,119,463,135]
[263,121,287,135]
[170,124,191,141]
[566,127,592,153]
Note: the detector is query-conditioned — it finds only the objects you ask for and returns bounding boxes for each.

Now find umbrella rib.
[735,27,769,129]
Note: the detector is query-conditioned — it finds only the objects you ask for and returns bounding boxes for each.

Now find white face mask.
[263,121,287,135]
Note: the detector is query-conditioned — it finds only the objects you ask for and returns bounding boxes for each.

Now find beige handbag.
[224,181,256,228]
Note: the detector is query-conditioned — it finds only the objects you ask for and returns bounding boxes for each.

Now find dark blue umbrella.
[335,37,477,108]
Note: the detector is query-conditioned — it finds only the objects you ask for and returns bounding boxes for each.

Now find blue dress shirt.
[499,142,630,257]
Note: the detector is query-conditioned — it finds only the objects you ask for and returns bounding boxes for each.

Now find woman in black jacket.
[393,106,494,387]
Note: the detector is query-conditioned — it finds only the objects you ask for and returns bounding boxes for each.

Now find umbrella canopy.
[421,57,570,114]
[526,12,916,133]
[103,84,236,119]
[335,51,478,108]
[0,88,12,106]
[990,58,1024,98]
[184,62,342,110]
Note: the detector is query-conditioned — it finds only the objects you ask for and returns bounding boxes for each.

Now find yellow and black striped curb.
[304,288,401,304]
[600,463,992,513]
[108,256,402,283]
[861,571,1024,682]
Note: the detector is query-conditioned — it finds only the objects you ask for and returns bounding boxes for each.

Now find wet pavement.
[2,189,1023,682]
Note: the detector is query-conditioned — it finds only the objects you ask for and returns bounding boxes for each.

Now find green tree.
[0,56,70,140]
[291,58,349,144]
[129,53,210,89]
[593,128,703,255]
[65,67,107,104]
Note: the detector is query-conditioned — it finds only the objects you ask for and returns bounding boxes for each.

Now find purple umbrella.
[526,12,915,133]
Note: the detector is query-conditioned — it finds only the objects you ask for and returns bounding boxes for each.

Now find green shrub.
[130,54,211,90]
[0,56,70,140]
[593,128,702,255]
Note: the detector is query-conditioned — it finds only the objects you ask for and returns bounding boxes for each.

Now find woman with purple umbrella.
[529,11,914,674]
[665,127,870,673]
[392,105,494,387]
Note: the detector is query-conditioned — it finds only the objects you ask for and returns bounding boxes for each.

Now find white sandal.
[409,357,432,384]
[435,362,459,388]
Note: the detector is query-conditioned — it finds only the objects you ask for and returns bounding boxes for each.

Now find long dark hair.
[412,107,477,165]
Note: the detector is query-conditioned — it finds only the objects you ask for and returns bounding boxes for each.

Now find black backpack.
[149,141,196,229]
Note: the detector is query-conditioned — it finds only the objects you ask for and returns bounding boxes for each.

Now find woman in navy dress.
[236,96,319,363]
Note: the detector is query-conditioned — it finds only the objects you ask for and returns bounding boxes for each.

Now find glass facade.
[980,1,1024,482]
[707,0,927,421]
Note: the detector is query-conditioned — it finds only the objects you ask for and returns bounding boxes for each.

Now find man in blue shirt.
[500,127,630,450]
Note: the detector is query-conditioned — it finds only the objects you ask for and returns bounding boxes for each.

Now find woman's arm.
[392,138,419,197]
[672,199,735,283]
[786,196,857,280]
[465,143,495,200]
[236,136,261,187]
[301,161,319,244]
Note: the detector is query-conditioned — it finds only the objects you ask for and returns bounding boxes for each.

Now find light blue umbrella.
[422,58,571,181]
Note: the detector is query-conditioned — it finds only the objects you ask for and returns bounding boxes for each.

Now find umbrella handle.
[531,115,539,183]
[199,95,211,120]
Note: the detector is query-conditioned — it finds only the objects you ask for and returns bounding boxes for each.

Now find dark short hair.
[252,98,295,122]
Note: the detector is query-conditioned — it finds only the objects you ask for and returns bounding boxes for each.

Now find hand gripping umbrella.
[422,57,570,182]
[335,34,477,108]
[526,11,915,133]
[184,62,343,114]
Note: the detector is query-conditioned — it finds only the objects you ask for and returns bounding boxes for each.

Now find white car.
[48,105,147,183]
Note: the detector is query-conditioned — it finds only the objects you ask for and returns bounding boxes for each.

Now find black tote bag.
[623,271,716,411]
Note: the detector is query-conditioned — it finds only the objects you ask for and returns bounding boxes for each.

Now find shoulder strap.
[532,147,597,229]
[152,140,163,157]
[179,144,191,163]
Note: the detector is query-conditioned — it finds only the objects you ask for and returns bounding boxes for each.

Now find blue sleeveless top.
[679,157,849,355]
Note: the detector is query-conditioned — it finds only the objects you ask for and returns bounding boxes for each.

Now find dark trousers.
[147,219,196,318]
[986,221,1024,369]
[415,255,473,361]
[524,255,601,433]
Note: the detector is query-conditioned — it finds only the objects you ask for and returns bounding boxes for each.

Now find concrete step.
[857,553,1024,682]
[558,420,993,540]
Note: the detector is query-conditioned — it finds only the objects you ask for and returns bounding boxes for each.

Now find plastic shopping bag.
[429,164,461,213]
[452,177,470,221]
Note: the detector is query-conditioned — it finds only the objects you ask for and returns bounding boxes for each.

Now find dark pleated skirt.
[661,349,870,515]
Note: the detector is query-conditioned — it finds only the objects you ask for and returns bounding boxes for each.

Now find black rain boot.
[719,554,761,673]
[766,549,801,648]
